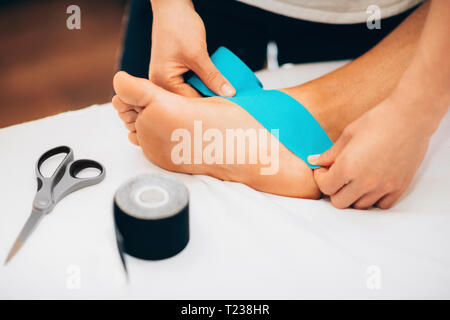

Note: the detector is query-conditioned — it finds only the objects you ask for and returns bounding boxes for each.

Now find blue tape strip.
[187,47,333,169]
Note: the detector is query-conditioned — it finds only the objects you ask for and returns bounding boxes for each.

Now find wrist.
[150,0,193,11]
[383,89,446,137]
[388,47,450,136]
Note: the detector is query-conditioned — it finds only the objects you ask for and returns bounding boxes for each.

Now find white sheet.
[1,61,449,299]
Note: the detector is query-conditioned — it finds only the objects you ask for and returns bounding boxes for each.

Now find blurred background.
[0,0,127,128]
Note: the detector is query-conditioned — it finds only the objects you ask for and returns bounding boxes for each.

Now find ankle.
[280,81,345,142]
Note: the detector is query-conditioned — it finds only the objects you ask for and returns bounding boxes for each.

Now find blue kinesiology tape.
[187,46,333,169]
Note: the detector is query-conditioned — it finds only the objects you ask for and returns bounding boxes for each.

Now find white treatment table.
[1,61,449,299]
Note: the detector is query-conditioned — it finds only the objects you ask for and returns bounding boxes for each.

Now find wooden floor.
[0,0,126,128]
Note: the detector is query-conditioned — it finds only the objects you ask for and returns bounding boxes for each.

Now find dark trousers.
[120,0,418,78]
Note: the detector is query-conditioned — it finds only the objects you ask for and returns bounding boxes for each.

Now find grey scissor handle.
[33,146,106,213]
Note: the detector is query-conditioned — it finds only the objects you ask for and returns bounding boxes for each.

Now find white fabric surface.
[237,0,423,24]
[0,61,449,299]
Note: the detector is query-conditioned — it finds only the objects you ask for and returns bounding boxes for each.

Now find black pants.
[120,0,418,78]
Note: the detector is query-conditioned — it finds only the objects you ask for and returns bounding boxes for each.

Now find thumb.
[168,82,202,98]
[190,52,236,97]
[307,132,350,167]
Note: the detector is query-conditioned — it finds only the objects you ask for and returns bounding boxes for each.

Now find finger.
[329,180,365,209]
[189,53,235,97]
[112,95,134,113]
[353,189,388,210]
[113,71,162,106]
[149,70,202,97]
[118,110,138,124]
[307,131,350,167]
[313,161,351,196]
[128,131,139,146]
[377,189,404,209]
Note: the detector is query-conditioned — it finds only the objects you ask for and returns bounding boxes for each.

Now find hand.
[149,0,235,97]
[308,96,432,209]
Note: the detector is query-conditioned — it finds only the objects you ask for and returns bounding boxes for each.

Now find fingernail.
[307,154,320,164]
[221,83,235,97]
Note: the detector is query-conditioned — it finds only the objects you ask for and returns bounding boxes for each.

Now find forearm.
[391,0,450,135]
[284,2,429,140]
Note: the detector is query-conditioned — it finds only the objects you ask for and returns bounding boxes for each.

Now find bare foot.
[113,71,339,199]
[112,1,429,201]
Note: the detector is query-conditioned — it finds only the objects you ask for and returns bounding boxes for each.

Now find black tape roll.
[113,174,189,261]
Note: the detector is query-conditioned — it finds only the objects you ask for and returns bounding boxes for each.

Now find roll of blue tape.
[187,47,333,169]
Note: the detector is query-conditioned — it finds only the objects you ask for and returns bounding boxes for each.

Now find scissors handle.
[52,159,105,204]
[34,146,74,212]
[33,146,105,212]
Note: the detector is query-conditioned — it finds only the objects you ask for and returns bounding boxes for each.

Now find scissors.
[5,146,106,264]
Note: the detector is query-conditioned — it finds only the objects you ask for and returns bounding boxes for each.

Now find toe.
[113,71,166,107]
[125,121,136,132]
[128,131,139,146]
[134,106,144,113]
[112,95,134,113]
[118,110,138,124]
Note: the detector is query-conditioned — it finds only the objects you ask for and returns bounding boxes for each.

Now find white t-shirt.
[236,0,424,24]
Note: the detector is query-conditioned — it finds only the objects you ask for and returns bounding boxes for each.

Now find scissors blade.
[4,209,45,265]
